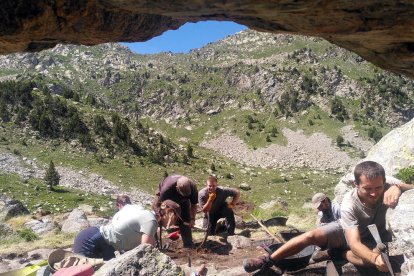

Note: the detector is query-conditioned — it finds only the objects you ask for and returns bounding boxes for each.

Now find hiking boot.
[243,255,273,273]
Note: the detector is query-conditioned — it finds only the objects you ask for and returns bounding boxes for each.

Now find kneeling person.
[73,195,179,260]
[199,175,240,235]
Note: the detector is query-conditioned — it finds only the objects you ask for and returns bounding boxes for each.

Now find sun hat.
[311,193,327,209]
[48,249,103,272]
[161,199,182,217]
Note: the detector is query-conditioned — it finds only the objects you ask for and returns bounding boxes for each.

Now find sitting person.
[73,195,180,260]
[243,161,413,273]
[198,175,240,236]
[312,192,341,226]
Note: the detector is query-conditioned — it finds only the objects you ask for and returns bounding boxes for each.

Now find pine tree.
[44,161,60,191]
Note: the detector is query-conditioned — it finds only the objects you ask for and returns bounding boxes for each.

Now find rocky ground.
[340,125,374,154]
[200,127,368,172]
[0,152,153,206]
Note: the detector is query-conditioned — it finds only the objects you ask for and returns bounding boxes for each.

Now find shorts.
[319,221,348,250]
[73,226,115,261]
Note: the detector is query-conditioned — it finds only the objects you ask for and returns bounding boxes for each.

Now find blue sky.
[123,21,246,54]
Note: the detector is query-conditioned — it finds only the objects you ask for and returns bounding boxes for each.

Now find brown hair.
[354,161,386,185]
[116,195,131,207]
[207,175,217,183]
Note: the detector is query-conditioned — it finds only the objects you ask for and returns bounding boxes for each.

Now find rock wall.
[1,1,414,78]
[364,118,414,175]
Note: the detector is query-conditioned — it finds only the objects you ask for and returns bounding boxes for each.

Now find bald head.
[177,176,192,196]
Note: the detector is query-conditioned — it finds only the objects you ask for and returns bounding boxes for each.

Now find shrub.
[270,127,278,137]
[336,135,344,147]
[18,227,39,242]
[368,126,383,142]
[395,166,414,183]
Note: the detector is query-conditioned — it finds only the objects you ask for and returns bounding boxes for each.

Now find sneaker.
[243,255,271,273]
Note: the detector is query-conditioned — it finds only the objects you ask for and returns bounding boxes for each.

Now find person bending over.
[152,174,198,248]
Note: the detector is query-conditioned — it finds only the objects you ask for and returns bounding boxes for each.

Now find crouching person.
[243,161,412,273]
[199,175,240,236]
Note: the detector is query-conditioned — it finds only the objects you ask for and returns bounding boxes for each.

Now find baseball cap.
[312,193,327,209]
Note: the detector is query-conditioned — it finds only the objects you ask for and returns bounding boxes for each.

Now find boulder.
[364,118,414,175]
[87,216,110,228]
[227,235,252,251]
[386,189,414,258]
[24,216,55,235]
[0,222,13,238]
[95,244,183,276]
[239,183,251,191]
[0,195,29,221]
[61,208,89,233]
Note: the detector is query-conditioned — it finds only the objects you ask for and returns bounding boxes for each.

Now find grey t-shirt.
[340,183,391,241]
[100,204,157,251]
[198,186,238,214]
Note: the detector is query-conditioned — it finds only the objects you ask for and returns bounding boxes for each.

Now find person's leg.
[179,201,193,247]
[220,207,235,235]
[73,227,115,261]
[207,212,219,235]
[270,227,328,261]
[243,222,345,273]
[93,231,116,260]
[344,238,382,267]
[344,250,370,266]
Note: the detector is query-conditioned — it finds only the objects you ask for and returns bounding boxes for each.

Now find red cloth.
[53,264,94,276]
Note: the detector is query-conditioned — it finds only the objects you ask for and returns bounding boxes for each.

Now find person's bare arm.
[141,233,155,245]
[344,228,387,271]
[201,193,216,213]
[384,182,413,208]
[190,203,198,227]
[202,198,214,213]
[230,189,240,206]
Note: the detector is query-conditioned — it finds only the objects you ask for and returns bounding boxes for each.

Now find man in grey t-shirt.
[243,161,413,273]
[199,175,240,235]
